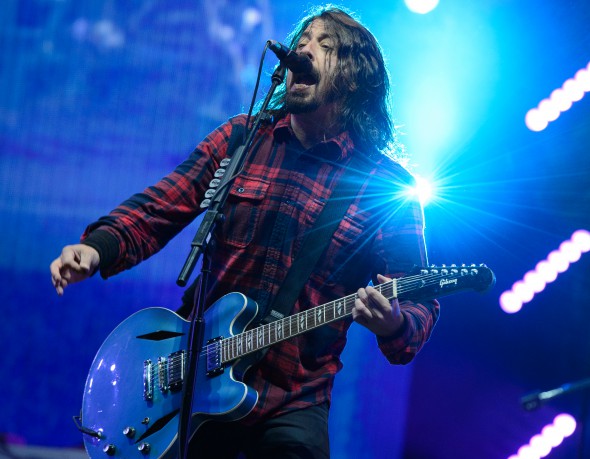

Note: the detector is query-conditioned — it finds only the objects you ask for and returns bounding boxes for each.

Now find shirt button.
[237,187,245,193]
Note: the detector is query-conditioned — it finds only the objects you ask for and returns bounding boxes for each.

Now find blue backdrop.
[2,1,590,458]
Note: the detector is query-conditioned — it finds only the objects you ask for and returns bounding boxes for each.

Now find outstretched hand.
[352,274,405,338]
[50,244,100,295]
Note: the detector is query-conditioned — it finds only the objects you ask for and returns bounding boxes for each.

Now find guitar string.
[200,268,486,361]
[144,269,487,387]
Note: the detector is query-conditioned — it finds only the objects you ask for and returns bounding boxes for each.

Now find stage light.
[524,109,548,132]
[499,229,590,313]
[525,61,590,131]
[404,0,439,15]
[406,174,436,206]
[508,413,576,459]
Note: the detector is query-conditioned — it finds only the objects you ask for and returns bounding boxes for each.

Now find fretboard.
[218,278,400,364]
[214,264,492,363]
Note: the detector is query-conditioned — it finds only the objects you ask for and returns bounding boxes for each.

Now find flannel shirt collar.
[272,114,357,162]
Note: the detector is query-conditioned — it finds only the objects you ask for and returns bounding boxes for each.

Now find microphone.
[520,377,590,411]
[268,40,313,74]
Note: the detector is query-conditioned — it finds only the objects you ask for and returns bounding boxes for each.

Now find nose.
[297,42,314,62]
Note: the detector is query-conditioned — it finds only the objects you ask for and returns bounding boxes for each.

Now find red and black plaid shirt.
[82,114,439,422]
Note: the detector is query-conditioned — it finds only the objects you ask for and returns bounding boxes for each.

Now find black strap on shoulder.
[261,153,367,324]
[178,121,247,317]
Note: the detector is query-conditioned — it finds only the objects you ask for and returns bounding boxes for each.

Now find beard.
[285,70,339,115]
[285,90,322,114]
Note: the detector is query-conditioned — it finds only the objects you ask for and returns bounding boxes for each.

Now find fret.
[257,326,264,348]
[246,330,253,352]
[335,300,344,317]
[316,306,324,325]
[237,335,243,356]
[298,311,307,331]
[276,320,284,340]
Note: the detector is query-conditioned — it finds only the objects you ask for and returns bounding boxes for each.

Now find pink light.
[572,229,590,252]
[538,99,560,121]
[499,230,589,313]
[512,280,535,303]
[549,88,573,112]
[500,290,522,314]
[516,445,536,459]
[541,425,563,448]
[575,68,590,91]
[525,108,549,132]
[529,434,552,457]
[563,78,585,102]
[554,413,577,437]
[509,413,577,459]
[526,62,590,131]
[547,250,570,273]
[535,260,558,283]
[523,270,546,293]
[559,240,582,263]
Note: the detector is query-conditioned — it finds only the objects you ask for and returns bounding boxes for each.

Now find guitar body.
[79,265,495,458]
[81,292,259,459]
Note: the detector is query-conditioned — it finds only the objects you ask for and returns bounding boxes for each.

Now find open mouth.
[291,71,319,89]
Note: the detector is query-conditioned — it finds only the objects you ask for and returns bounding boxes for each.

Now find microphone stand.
[520,377,590,411]
[175,62,287,459]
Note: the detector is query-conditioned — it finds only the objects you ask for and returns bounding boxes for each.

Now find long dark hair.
[267,5,402,158]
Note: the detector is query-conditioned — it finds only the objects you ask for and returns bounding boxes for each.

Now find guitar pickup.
[167,350,185,392]
[206,336,224,377]
[143,359,153,401]
[158,357,169,392]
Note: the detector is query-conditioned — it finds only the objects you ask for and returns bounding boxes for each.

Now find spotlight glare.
[404,0,440,14]
[407,175,435,206]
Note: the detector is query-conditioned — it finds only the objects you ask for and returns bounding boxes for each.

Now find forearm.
[377,299,440,364]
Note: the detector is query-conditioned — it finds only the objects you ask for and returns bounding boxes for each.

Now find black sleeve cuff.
[81,229,120,272]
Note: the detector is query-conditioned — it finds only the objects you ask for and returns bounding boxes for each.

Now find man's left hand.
[352,274,405,337]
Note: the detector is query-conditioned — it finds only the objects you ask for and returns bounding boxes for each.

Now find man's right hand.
[50,244,100,295]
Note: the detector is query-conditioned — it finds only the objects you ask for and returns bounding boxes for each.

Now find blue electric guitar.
[78,264,494,458]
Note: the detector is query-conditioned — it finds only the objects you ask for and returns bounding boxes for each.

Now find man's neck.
[290,107,342,150]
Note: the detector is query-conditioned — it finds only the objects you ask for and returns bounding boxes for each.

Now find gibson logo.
[440,278,458,288]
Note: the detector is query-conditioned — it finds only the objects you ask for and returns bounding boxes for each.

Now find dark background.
[1,1,589,458]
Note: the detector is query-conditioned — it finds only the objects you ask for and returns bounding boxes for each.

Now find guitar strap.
[180,119,369,327]
[260,152,368,325]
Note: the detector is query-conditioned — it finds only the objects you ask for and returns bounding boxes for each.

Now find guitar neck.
[217,265,485,364]
[217,265,494,364]
[219,288,359,364]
